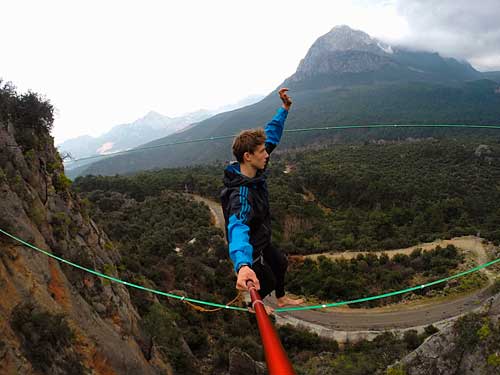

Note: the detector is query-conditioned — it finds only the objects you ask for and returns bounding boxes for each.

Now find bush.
[52,211,70,239]
[0,213,14,234]
[487,353,500,367]
[279,324,338,354]
[53,172,72,192]
[403,330,423,350]
[10,302,87,374]
[424,324,439,335]
[387,365,407,375]
[143,303,199,374]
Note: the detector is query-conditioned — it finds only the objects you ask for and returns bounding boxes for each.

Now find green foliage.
[387,365,407,375]
[452,313,500,370]
[453,272,488,293]
[53,172,72,192]
[0,213,14,235]
[424,325,439,335]
[12,173,24,197]
[487,353,500,367]
[403,330,423,351]
[47,160,63,173]
[23,149,36,164]
[492,278,500,294]
[279,324,338,357]
[10,302,87,374]
[455,314,483,348]
[73,143,500,373]
[270,139,500,253]
[103,241,114,252]
[102,263,117,285]
[76,182,260,372]
[296,332,411,375]
[0,80,54,149]
[143,304,199,374]
[477,319,492,340]
[51,211,71,239]
[75,138,500,251]
[286,245,463,307]
[74,165,222,201]
[28,201,45,228]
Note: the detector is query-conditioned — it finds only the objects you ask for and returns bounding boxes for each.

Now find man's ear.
[243,151,252,163]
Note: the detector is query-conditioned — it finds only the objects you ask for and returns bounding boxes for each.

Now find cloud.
[394,0,500,71]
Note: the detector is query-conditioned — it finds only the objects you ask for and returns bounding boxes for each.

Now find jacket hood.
[223,162,268,188]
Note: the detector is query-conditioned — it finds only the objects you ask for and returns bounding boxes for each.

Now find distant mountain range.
[59,95,263,171]
[69,25,500,178]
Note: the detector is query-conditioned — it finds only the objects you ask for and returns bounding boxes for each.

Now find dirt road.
[192,194,498,330]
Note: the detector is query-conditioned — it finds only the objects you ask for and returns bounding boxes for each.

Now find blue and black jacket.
[220,107,288,272]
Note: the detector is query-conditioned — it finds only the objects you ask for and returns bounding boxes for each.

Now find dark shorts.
[252,243,288,299]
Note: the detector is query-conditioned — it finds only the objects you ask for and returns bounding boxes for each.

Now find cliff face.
[389,292,500,375]
[0,120,170,373]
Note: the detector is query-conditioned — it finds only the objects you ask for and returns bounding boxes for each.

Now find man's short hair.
[232,128,266,163]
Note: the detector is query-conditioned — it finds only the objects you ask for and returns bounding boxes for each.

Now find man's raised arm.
[264,88,292,155]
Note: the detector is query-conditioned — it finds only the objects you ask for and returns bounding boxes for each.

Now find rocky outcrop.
[388,293,500,375]
[0,120,171,373]
[228,348,266,375]
[295,25,394,78]
[292,25,480,83]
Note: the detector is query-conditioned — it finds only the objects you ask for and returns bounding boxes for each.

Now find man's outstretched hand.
[279,87,292,110]
[236,266,260,291]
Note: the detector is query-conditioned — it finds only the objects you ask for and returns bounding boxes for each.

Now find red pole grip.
[247,281,296,375]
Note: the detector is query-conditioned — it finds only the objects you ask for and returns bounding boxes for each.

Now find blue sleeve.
[264,107,288,147]
[227,187,254,272]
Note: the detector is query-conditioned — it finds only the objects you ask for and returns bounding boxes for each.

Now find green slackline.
[66,123,500,164]
[1,228,498,313]
[0,228,247,312]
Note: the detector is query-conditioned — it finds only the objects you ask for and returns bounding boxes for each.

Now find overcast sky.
[1,0,499,144]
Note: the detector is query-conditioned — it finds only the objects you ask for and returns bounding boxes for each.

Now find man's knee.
[276,250,288,274]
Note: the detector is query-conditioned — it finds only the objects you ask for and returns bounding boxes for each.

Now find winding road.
[191,194,499,333]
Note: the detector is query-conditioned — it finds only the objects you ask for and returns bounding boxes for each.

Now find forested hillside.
[75,137,500,255]
[73,136,500,372]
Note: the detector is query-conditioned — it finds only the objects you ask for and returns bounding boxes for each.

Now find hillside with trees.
[75,137,500,254]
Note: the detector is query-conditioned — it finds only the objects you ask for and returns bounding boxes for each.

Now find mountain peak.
[141,110,170,122]
[294,25,392,78]
[324,25,376,51]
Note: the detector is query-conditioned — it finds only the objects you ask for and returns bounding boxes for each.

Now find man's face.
[246,143,268,170]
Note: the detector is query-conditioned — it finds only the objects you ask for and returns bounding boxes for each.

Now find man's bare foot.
[247,305,274,315]
[277,295,304,308]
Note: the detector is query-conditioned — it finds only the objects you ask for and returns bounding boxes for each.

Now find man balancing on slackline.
[221,87,304,313]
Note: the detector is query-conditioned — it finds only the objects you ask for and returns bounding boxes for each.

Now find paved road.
[192,194,498,331]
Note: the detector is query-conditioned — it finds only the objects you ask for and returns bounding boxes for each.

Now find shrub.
[143,303,198,374]
[387,365,407,375]
[0,167,6,182]
[52,212,70,239]
[10,302,87,374]
[477,319,492,340]
[53,172,72,192]
[29,204,45,228]
[403,330,423,350]
[424,324,439,335]
[487,353,500,367]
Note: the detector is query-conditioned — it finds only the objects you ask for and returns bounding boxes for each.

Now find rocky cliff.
[388,292,500,375]
[292,25,480,82]
[0,99,170,373]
